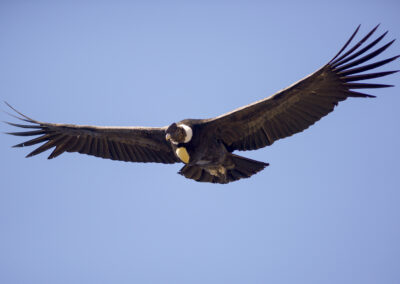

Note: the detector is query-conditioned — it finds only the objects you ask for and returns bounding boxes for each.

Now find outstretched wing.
[204,25,399,152]
[5,103,179,164]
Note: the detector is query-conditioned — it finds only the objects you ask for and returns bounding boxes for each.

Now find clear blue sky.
[1,1,399,283]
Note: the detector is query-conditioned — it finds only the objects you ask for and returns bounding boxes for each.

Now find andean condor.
[5,25,399,184]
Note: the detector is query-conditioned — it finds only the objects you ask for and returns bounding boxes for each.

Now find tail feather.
[178,154,268,184]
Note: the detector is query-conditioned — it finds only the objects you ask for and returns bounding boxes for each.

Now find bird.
[4,25,399,184]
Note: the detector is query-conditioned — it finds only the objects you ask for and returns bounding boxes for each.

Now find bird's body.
[165,120,268,183]
[5,25,399,183]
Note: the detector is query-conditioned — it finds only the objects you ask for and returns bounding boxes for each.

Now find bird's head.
[165,123,192,144]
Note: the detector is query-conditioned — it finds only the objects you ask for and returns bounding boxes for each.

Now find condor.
[5,25,399,184]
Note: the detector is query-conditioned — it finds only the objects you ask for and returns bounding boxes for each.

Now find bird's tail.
[178,154,269,184]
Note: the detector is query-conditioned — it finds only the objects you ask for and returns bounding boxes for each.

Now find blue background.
[1,1,399,283]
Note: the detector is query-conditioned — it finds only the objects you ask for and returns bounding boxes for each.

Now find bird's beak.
[165,133,171,141]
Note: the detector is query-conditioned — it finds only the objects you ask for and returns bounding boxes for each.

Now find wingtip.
[4,101,17,112]
[3,102,37,122]
[368,24,381,38]
[353,24,361,36]
[25,152,35,158]
[388,39,396,46]
[329,25,362,64]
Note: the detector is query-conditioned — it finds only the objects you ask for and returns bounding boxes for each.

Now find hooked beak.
[165,133,171,141]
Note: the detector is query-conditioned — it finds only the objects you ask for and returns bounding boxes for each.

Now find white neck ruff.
[179,124,193,143]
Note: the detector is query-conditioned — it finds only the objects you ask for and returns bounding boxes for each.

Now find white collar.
[179,124,193,143]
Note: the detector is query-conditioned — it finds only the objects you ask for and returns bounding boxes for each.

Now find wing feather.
[204,26,399,151]
[5,105,179,164]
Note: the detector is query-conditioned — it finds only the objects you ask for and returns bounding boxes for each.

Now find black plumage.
[5,25,399,184]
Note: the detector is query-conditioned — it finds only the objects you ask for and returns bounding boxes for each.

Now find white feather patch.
[179,124,193,143]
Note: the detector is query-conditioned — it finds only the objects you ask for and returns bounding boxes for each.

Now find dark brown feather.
[331,31,388,68]
[329,24,379,66]
[342,70,399,82]
[334,40,395,72]
[203,26,398,151]
[5,106,179,164]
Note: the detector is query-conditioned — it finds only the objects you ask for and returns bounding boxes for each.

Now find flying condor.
[5,25,399,184]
